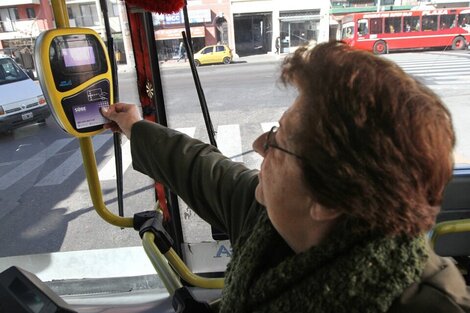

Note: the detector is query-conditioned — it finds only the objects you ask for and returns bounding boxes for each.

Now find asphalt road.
[0,50,469,258]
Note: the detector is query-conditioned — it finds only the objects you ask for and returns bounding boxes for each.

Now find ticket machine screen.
[49,34,107,93]
[63,46,96,67]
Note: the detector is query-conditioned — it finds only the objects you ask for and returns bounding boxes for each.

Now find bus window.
[422,15,438,31]
[439,14,456,29]
[385,17,402,33]
[357,19,368,36]
[369,18,383,34]
[404,16,420,32]
[458,13,470,27]
[341,22,354,39]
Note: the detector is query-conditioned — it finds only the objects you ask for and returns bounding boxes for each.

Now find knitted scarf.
[219,210,428,313]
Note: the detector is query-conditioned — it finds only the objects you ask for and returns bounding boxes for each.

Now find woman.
[102,41,470,312]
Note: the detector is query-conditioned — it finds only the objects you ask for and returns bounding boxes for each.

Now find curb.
[118,53,286,73]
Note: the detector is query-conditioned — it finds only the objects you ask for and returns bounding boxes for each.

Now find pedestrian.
[275,36,280,54]
[177,42,186,62]
[101,41,470,313]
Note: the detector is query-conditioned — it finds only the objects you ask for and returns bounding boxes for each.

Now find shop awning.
[155,26,206,40]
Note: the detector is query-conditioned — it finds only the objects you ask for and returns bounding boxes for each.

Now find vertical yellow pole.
[51,0,70,28]
[47,0,133,228]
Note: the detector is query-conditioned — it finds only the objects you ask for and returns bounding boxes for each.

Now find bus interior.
[1,0,470,312]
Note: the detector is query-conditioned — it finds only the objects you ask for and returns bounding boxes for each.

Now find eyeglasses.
[263,126,305,160]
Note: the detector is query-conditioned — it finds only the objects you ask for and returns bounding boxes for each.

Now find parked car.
[0,54,50,133]
[193,45,233,66]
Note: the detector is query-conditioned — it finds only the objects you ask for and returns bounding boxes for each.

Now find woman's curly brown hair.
[281,41,455,236]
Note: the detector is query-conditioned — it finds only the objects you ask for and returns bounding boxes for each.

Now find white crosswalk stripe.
[98,139,132,181]
[216,124,243,162]
[36,135,110,186]
[385,52,470,89]
[0,138,74,190]
[261,122,279,133]
[176,127,196,137]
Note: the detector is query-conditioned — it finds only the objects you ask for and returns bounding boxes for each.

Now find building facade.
[152,0,233,61]
[0,0,54,68]
[231,0,330,55]
[1,0,468,68]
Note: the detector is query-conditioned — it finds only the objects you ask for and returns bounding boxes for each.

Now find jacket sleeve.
[129,120,262,242]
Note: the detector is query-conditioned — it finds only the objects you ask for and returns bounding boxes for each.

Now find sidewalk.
[118,52,286,73]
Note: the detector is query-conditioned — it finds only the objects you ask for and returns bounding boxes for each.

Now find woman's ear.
[310,204,342,222]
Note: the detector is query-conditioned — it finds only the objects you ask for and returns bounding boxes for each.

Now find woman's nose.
[252,132,267,157]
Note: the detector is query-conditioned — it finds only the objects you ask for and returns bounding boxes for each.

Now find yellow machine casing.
[35,27,113,137]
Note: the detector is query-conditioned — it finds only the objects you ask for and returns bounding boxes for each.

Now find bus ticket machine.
[34,28,113,137]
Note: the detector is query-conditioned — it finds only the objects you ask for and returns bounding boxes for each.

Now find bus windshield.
[341,22,355,39]
[1,1,470,312]
[0,57,28,85]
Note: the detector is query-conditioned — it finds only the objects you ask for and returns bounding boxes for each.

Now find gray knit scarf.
[219,210,428,313]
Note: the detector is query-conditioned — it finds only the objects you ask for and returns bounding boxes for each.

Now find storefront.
[153,8,223,61]
[233,12,272,56]
[155,26,207,61]
[279,10,321,53]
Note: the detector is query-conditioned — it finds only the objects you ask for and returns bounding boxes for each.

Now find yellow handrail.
[142,232,183,295]
[165,249,224,289]
[51,0,70,28]
[430,218,470,249]
[80,137,134,228]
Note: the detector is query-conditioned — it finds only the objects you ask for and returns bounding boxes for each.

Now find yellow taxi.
[193,44,233,66]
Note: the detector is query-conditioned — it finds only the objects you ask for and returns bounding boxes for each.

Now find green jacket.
[131,121,470,312]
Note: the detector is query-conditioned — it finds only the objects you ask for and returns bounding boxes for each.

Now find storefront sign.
[164,12,183,24]
[155,26,206,40]
[153,9,211,25]
[188,9,212,23]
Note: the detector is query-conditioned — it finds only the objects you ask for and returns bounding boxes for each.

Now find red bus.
[340,7,470,54]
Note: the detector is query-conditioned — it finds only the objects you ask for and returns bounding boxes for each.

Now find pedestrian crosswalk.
[0,138,74,190]
[0,123,277,190]
[384,52,470,89]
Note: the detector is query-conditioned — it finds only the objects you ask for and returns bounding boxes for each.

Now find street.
[0,50,469,258]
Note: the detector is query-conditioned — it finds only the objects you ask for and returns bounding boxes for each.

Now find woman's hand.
[101,102,142,139]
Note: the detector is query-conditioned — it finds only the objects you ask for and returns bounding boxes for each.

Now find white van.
[0,54,50,133]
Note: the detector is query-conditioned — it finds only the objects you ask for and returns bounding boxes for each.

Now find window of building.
[111,4,119,17]
[26,8,36,19]
[79,4,99,27]
[0,8,19,32]
[67,7,74,19]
